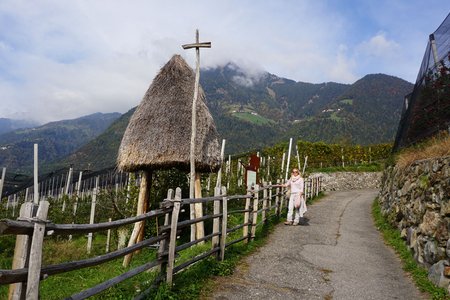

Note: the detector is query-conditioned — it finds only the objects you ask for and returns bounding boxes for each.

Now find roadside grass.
[372,198,449,300]
[396,131,450,169]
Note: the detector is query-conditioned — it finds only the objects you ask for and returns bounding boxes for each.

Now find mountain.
[1,64,414,176]
[201,64,413,149]
[0,112,121,173]
[0,118,40,135]
[58,109,135,172]
[57,65,412,172]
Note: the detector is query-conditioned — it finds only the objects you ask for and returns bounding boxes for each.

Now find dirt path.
[205,190,425,300]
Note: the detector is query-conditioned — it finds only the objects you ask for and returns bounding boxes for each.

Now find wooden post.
[105,218,112,253]
[251,185,259,241]
[269,181,273,215]
[262,183,267,223]
[183,29,211,243]
[33,144,39,204]
[243,189,252,243]
[167,187,182,286]
[194,173,204,243]
[281,152,286,177]
[219,186,227,261]
[9,202,35,300]
[212,186,221,251]
[64,167,73,196]
[280,180,286,213]
[275,179,280,217]
[285,138,293,180]
[87,176,99,254]
[158,189,173,273]
[123,171,150,266]
[216,139,226,188]
[26,201,49,300]
[0,167,6,200]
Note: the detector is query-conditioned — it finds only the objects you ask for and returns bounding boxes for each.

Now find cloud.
[0,0,449,122]
[357,32,401,58]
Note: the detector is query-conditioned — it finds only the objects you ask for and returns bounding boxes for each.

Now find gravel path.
[205,190,425,300]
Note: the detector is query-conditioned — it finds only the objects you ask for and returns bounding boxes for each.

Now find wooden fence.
[0,178,322,299]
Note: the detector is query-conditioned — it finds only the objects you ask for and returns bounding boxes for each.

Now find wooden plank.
[9,202,35,300]
[0,208,170,236]
[219,187,227,261]
[0,235,166,285]
[26,201,49,300]
[166,187,181,286]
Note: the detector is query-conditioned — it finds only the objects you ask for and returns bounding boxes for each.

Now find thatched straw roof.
[117,54,221,173]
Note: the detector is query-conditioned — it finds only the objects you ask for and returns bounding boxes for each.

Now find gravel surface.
[205,190,426,300]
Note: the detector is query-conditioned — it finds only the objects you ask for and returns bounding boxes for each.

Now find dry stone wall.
[378,156,450,291]
[311,172,382,191]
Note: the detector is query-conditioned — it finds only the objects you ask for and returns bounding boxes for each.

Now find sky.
[0,1,449,124]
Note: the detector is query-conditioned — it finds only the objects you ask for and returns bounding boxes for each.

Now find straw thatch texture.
[117,54,221,173]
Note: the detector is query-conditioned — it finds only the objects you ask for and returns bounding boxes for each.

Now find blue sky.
[0,1,449,123]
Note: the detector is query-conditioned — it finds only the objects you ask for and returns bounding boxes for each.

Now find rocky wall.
[311,172,382,191]
[378,156,450,291]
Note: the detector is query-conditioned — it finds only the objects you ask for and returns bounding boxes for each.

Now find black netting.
[394,12,450,151]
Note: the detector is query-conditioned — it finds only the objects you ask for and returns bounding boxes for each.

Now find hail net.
[393,12,450,150]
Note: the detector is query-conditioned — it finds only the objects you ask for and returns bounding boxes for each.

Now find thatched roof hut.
[117,54,221,173]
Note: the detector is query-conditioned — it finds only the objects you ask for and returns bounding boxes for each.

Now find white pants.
[287,192,307,223]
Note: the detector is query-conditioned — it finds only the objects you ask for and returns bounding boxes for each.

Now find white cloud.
[0,0,449,122]
[357,32,401,58]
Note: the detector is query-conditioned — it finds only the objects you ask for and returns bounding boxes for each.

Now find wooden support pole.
[123,171,150,267]
[166,187,181,286]
[26,201,49,300]
[262,183,267,223]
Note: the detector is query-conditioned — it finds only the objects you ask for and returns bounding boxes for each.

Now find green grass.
[231,112,274,125]
[340,99,353,105]
[372,199,449,300]
[330,112,343,122]
[1,192,325,299]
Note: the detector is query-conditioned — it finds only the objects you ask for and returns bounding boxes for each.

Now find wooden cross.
[182,29,211,242]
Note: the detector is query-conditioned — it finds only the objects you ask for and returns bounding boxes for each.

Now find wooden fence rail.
[0,178,322,299]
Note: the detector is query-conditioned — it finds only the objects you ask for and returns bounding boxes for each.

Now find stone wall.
[311,172,382,191]
[378,156,450,290]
